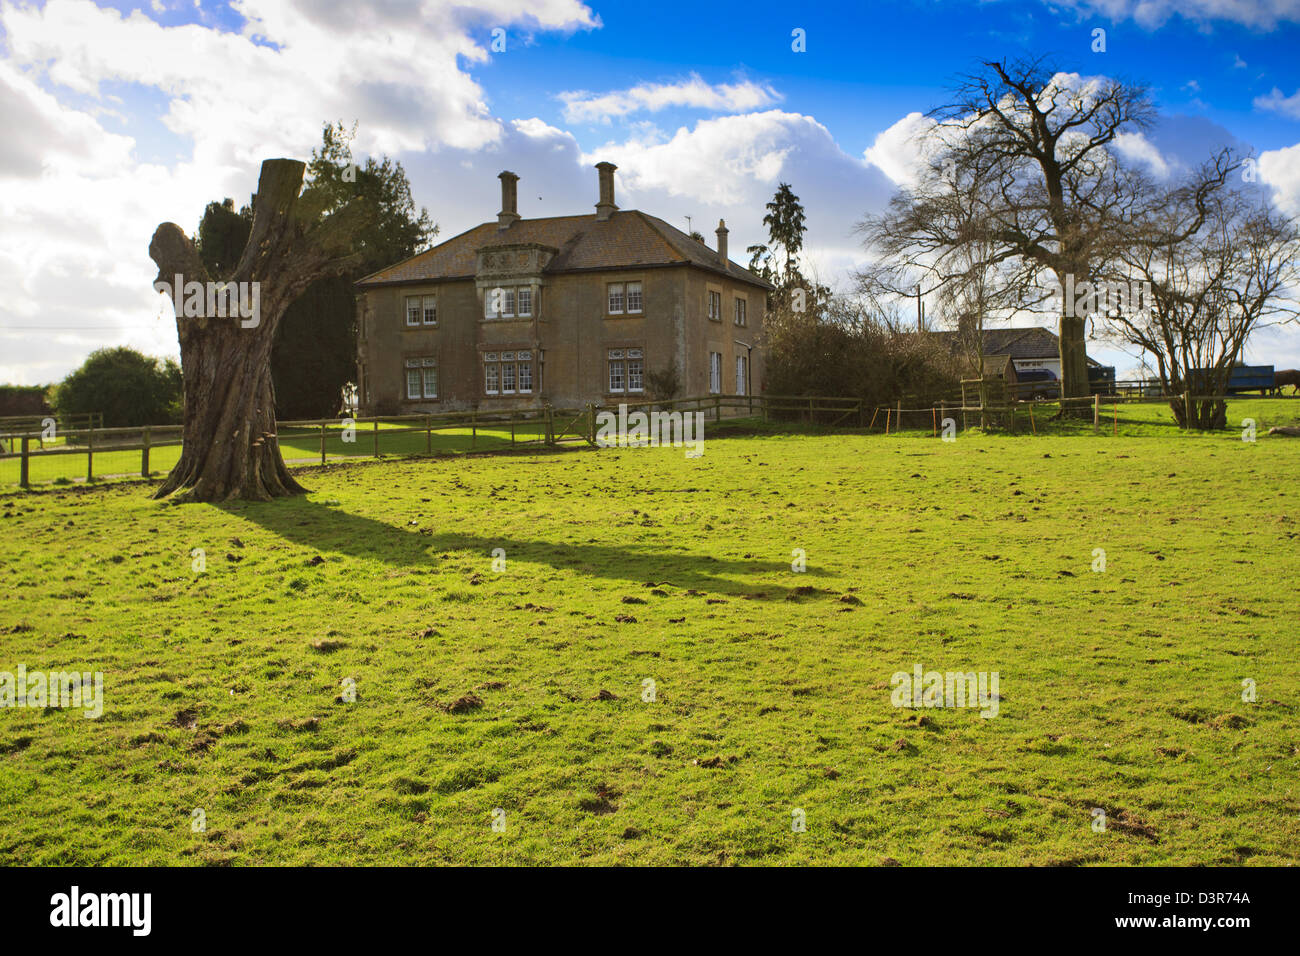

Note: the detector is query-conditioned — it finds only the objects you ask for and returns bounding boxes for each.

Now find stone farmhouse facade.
[353,163,772,415]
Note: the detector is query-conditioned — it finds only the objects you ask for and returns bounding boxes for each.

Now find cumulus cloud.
[559,74,780,124]
[578,110,893,282]
[1254,87,1300,120]
[1047,0,1300,29]
[0,0,597,384]
[1259,143,1300,217]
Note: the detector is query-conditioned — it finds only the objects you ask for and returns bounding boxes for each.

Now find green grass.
[1,427,1298,865]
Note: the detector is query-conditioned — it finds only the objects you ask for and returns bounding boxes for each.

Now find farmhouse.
[353,163,772,415]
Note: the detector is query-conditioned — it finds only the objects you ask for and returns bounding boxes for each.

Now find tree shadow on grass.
[216,496,826,600]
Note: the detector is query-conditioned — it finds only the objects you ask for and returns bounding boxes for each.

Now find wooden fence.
[3,390,1297,488]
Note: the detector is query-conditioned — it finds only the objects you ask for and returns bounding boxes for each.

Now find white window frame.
[517,287,532,318]
[627,347,644,393]
[626,281,643,314]
[422,295,437,326]
[406,296,421,327]
[483,350,533,396]
[735,355,747,395]
[709,352,722,394]
[406,367,421,399]
[708,290,722,322]
[607,283,626,315]
[734,297,746,327]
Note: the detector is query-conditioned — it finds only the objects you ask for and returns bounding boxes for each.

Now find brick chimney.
[498,170,520,230]
[716,219,729,271]
[594,162,618,221]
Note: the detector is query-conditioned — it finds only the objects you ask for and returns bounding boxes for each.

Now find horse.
[1271,369,1300,395]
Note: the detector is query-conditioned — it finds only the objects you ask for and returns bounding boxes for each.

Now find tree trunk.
[148,159,367,502]
[1058,311,1090,411]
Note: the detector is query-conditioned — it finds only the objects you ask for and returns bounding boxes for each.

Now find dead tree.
[148,158,370,501]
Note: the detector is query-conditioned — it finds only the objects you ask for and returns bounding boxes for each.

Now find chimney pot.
[595,162,618,221]
[716,219,729,271]
[498,170,520,230]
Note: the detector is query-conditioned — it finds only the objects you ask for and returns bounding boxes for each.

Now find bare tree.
[1100,169,1300,428]
[861,57,1155,410]
[148,158,372,501]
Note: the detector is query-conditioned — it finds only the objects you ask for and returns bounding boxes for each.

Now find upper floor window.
[404,357,438,399]
[485,286,532,319]
[408,295,437,326]
[734,297,747,327]
[708,290,722,322]
[607,282,643,315]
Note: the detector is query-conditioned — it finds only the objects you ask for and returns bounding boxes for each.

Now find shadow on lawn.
[217,496,822,599]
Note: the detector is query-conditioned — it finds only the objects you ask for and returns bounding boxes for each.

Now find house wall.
[357,264,766,414]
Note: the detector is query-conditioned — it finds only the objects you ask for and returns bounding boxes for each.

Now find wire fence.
[3,389,1298,489]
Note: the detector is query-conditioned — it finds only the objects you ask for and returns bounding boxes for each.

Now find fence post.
[86,423,94,482]
[1183,390,1192,430]
[897,399,902,432]
[20,437,29,488]
[716,395,722,422]
[142,426,151,477]
[320,422,327,465]
[471,410,477,449]
[858,399,864,428]
[373,418,379,457]
[426,415,432,455]
[511,416,515,447]
[1093,393,1100,435]
[546,405,554,446]
[586,403,595,444]
[763,396,769,423]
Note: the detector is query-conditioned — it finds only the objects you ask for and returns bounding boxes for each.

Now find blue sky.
[2,0,1299,383]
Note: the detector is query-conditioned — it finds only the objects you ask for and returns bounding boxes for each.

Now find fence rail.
[3,389,1298,489]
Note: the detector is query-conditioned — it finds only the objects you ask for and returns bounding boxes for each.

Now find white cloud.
[1254,87,1300,120]
[863,111,939,187]
[1048,0,1300,29]
[0,0,597,384]
[1112,131,1175,179]
[559,74,780,124]
[1259,143,1300,217]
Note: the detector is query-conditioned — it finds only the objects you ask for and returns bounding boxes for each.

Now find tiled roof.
[928,326,1061,360]
[355,210,773,290]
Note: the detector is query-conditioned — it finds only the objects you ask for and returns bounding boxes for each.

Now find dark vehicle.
[1088,365,1117,395]
[1016,368,1059,400]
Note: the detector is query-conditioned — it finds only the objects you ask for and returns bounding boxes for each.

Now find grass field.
[1,425,1298,865]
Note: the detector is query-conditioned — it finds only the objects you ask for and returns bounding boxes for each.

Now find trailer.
[1188,365,1275,395]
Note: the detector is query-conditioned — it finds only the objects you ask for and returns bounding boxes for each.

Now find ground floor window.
[404,357,438,399]
[608,348,644,393]
[709,351,722,394]
[484,350,534,395]
[735,354,748,395]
